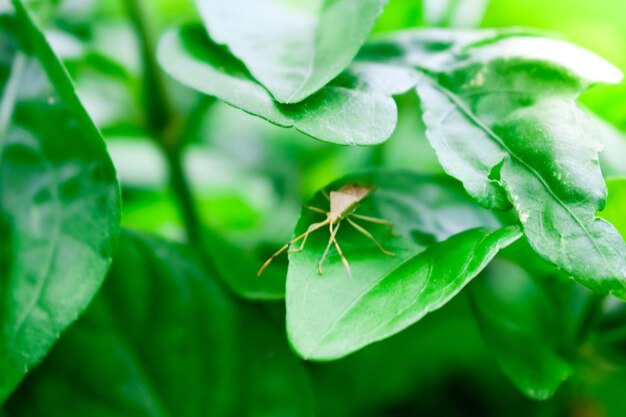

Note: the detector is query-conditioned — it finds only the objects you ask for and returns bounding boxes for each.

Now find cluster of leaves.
[2,0,626,415]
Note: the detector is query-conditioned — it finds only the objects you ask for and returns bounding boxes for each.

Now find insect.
[257,183,395,278]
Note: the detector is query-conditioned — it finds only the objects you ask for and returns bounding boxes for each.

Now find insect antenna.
[258,219,330,276]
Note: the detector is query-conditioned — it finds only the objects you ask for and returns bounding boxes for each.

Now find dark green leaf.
[469,258,576,399]
[0,1,119,402]
[205,228,286,300]
[235,304,315,417]
[157,25,419,145]
[5,231,238,417]
[286,170,521,360]
[312,296,548,417]
[196,0,389,103]
[407,31,626,297]
[5,231,313,417]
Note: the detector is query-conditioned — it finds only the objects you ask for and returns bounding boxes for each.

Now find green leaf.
[484,0,626,132]
[4,231,238,417]
[235,304,315,417]
[0,1,119,402]
[407,31,626,297]
[312,296,526,417]
[205,228,286,300]
[195,0,389,104]
[5,231,313,417]
[602,178,626,240]
[157,24,419,145]
[469,258,576,400]
[286,170,521,360]
[359,28,547,69]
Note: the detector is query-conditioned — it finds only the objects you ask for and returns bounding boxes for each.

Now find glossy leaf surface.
[286,170,521,360]
[0,1,119,402]
[157,25,419,145]
[408,31,626,297]
[196,0,388,103]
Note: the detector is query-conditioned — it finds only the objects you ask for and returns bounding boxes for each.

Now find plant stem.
[124,0,173,136]
[124,0,203,246]
[163,147,203,246]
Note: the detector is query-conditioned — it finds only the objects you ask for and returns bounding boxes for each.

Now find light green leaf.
[407,31,626,297]
[484,0,626,132]
[5,231,313,417]
[286,170,521,360]
[196,0,388,104]
[0,1,119,402]
[157,25,419,145]
[469,258,577,400]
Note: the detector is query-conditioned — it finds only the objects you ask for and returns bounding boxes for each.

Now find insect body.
[257,183,395,278]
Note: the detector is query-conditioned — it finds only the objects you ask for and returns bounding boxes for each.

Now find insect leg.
[321,189,330,201]
[330,224,352,278]
[304,206,328,215]
[317,221,337,275]
[258,219,329,276]
[290,219,326,253]
[350,213,394,233]
[346,217,396,256]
